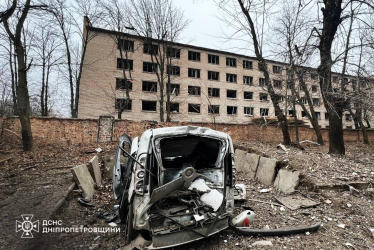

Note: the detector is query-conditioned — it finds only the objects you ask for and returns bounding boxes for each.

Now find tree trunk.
[317,0,344,155]
[15,44,33,151]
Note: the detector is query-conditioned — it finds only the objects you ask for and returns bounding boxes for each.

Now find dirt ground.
[1,135,374,250]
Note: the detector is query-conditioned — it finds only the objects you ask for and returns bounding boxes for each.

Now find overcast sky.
[173,0,251,56]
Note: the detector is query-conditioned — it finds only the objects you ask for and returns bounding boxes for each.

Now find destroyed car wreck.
[114,126,236,249]
[113,126,321,249]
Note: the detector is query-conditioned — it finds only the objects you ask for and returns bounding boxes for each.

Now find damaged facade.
[78,21,370,128]
[114,126,236,248]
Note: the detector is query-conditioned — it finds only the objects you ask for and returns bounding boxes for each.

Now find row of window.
[115,99,269,116]
[117,39,284,72]
[116,79,322,104]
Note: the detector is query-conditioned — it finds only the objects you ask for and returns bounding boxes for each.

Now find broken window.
[243,76,253,85]
[188,51,200,61]
[244,91,253,100]
[208,105,220,114]
[115,99,132,110]
[208,88,220,97]
[288,110,296,117]
[274,94,283,103]
[143,43,158,55]
[188,68,201,78]
[311,73,318,80]
[287,81,293,89]
[117,39,134,51]
[226,89,237,98]
[273,80,282,88]
[312,98,321,106]
[208,54,219,64]
[315,112,321,120]
[117,59,133,70]
[325,112,329,120]
[142,81,157,92]
[259,93,268,101]
[301,98,308,105]
[260,108,269,117]
[343,78,349,85]
[166,47,180,58]
[188,103,200,113]
[352,80,357,90]
[167,65,180,76]
[168,84,180,95]
[226,73,237,83]
[208,71,219,81]
[226,57,237,67]
[116,78,133,90]
[273,65,282,74]
[243,60,253,69]
[345,114,352,121]
[142,100,157,111]
[302,111,307,118]
[311,85,318,93]
[244,107,254,116]
[167,102,179,113]
[227,106,237,115]
[143,62,157,73]
[188,86,201,96]
[332,76,338,83]
[259,78,266,87]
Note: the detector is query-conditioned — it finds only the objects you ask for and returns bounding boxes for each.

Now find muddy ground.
[0,135,373,250]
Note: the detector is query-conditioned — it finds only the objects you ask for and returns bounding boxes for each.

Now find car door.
[113,133,132,200]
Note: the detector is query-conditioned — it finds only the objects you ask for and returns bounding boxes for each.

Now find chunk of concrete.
[71,164,95,199]
[102,155,116,179]
[244,153,260,179]
[256,157,277,185]
[234,149,247,173]
[89,155,102,186]
[274,169,300,193]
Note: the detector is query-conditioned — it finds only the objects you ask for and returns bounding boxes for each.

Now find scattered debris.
[277,143,289,152]
[108,222,117,227]
[299,140,320,146]
[247,198,281,207]
[77,198,95,207]
[325,199,332,204]
[234,184,246,200]
[252,240,273,246]
[231,210,256,227]
[95,147,103,153]
[338,224,346,229]
[275,195,320,210]
[94,236,100,241]
[259,188,273,193]
[279,206,285,212]
[95,211,117,222]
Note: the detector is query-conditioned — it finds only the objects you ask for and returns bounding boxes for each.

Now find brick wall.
[1,116,373,145]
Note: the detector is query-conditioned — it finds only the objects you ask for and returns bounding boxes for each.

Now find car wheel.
[124,204,138,245]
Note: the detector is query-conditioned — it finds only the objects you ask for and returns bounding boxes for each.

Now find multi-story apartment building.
[79,23,361,128]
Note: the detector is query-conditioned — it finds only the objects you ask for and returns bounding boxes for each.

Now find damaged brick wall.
[97,116,114,142]
[1,116,373,144]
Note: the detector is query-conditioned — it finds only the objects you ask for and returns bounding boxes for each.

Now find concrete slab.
[89,155,102,186]
[234,149,247,173]
[102,155,116,179]
[244,153,260,179]
[274,169,300,193]
[256,157,277,185]
[71,164,96,199]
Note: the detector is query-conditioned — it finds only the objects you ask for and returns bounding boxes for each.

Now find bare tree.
[0,0,46,151]
[273,0,324,145]
[217,0,292,145]
[48,0,101,118]
[32,21,62,116]
[127,0,189,122]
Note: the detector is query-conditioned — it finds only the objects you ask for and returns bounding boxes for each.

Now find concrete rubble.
[256,157,277,186]
[71,164,96,199]
[89,155,102,186]
[274,169,300,193]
